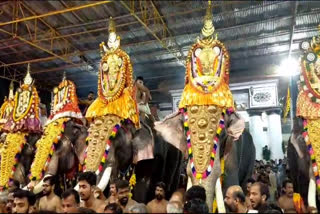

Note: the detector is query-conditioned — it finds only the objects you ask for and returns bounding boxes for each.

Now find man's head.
[224,185,246,212]
[8,180,20,192]
[169,191,184,204]
[43,175,56,196]
[6,189,17,213]
[128,203,148,213]
[249,182,269,210]
[183,198,208,214]
[266,165,271,174]
[88,91,94,101]
[185,185,206,202]
[116,180,130,206]
[109,180,117,197]
[136,76,144,85]
[104,203,123,214]
[13,189,36,214]
[282,179,294,198]
[62,189,80,213]
[155,182,166,201]
[78,172,97,201]
[246,178,256,194]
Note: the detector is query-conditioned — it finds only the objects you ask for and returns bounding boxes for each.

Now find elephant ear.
[132,122,154,164]
[154,111,186,154]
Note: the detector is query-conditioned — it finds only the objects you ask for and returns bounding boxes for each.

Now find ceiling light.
[276,57,300,76]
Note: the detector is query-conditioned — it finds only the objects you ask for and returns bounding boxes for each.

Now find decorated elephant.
[154,2,247,212]
[0,64,42,190]
[286,30,320,210]
[27,75,87,193]
[82,18,182,203]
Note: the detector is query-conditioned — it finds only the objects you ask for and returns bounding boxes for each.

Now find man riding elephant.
[154,1,247,212]
[0,64,42,189]
[27,73,87,193]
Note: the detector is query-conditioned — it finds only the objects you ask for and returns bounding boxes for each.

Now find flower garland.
[83,123,121,174]
[180,107,233,180]
[302,119,320,192]
[0,132,27,189]
[29,118,69,181]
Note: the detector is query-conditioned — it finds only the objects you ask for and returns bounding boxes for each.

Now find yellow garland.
[0,132,27,187]
[30,117,69,180]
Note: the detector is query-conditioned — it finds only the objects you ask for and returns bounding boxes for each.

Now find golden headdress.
[86,17,139,127]
[179,0,233,109]
[297,24,320,118]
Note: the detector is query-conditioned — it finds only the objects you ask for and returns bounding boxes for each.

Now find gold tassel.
[283,86,291,122]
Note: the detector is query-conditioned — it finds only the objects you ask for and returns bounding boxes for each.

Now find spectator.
[39,176,62,212]
[278,179,307,213]
[61,189,80,213]
[6,189,17,213]
[224,185,249,213]
[246,178,255,209]
[116,180,137,213]
[79,91,95,116]
[169,191,184,205]
[106,180,118,204]
[128,203,148,213]
[147,182,168,213]
[13,189,36,214]
[77,207,96,213]
[185,185,206,202]
[249,182,272,212]
[104,203,123,214]
[78,172,105,212]
[0,192,7,213]
[183,198,208,214]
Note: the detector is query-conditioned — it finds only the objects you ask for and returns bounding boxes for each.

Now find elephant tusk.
[308,177,317,209]
[74,183,79,192]
[32,179,44,194]
[215,177,226,213]
[97,167,112,191]
[187,176,192,190]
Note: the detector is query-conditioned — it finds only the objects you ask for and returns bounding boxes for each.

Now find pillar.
[248,111,268,160]
[266,108,284,160]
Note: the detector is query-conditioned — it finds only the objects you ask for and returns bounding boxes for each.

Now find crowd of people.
[0,159,317,213]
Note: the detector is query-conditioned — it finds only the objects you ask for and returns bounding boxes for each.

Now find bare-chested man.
[135,76,152,120]
[105,180,118,205]
[78,172,106,213]
[147,182,168,213]
[278,179,307,213]
[62,189,80,213]
[116,180,137,213]
[38,176,62,213]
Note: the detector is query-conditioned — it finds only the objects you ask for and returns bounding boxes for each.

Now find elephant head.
[27,119,87,194]
[155,110,244,212]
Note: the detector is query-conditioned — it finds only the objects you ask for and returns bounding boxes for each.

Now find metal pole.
[288,1,298,129]
[0,1,111,27]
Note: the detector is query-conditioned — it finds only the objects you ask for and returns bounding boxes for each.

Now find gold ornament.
[187,105,222,174]
[85,115,121,171]
[201,0,215,38]
[0,132,27,187]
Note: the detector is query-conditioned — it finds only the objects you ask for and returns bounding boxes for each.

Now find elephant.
[220,129,256,195]
[287,117,318,208]
[6,133,41,187]
[154,109,246,212]
[83,116,182,204]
